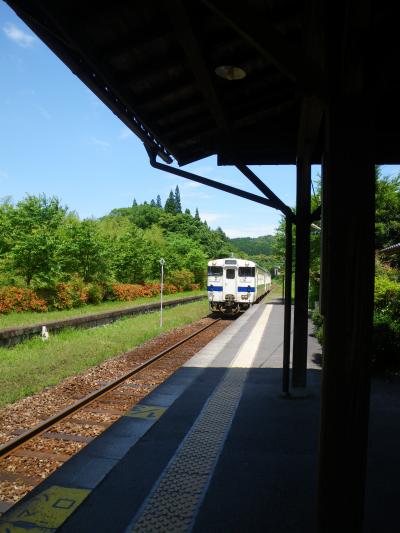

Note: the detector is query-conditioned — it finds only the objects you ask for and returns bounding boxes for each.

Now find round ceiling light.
[214,65,247,80]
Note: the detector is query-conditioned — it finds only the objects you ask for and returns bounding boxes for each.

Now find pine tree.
[156,194,162,208]
[185,208,191,215]
[150,199,156,207]
[195,207,200,220]
[132,198,138,207]
[164,190,177,214]
[174,185,182,213]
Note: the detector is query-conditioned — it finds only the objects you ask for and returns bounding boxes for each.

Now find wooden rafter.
[167,0,230,141]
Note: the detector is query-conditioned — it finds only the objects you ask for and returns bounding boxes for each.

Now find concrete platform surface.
[0,300,398,532]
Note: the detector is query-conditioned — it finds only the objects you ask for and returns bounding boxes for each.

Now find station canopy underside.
[6,0,400,167]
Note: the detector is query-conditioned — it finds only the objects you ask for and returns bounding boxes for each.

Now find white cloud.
[189,165,214,176]
[182,181,202,189]
[3,23,35,47]
[118,127,133,140]
[184,191,212,200]
[214,175,243,187]
[90,137,111,149]
[201,212,231,224]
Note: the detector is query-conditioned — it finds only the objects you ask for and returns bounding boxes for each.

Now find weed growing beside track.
[0,299,209,407]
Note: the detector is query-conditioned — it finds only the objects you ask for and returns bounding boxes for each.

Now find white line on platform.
[230,304,273,368]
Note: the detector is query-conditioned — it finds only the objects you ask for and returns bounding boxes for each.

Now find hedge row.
[312,273,400,373]
[0,281,201,314]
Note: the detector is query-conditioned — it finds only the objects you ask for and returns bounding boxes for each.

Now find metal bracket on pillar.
[144,146,278,209]
[236,164,295,221]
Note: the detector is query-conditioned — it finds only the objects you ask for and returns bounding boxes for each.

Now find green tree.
[156,194,162,208]
[112,227,149,283]
[164,190,177,214]
[375,167,400,253]
[8,195,67,286]
[230,235,275,255]
[0,197,13,256]
[185,248,207,285]
[58,218,111,282]
[174,185,182,213]
[194,208,200,220]
[130,203,162,229]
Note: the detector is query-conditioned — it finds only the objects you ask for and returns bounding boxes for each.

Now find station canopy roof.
[6,1,400,166]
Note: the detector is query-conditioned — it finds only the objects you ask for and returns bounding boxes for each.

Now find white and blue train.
[207,258,271,314]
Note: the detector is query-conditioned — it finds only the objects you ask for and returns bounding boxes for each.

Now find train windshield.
[208,266,223,276]
[238,267,255,277]
[226,268,236,279]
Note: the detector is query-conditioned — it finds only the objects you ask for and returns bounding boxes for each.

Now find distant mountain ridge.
[229,235,274,256]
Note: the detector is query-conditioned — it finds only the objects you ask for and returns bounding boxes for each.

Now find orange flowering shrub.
[110,284,148,301]
[0,280,195,314]
[53,282,89,310]
[164,283,180,294]
[0,287,47,314]
[109,283,180,301]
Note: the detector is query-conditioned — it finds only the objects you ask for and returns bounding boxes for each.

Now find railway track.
[0,316,226,514]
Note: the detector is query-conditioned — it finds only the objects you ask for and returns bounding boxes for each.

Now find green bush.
[309,271,320,309]
[311,309,324,346]
[167,269,194,291]
[87,283,105,304]
[372,312,400,372]
[374,275,400,316]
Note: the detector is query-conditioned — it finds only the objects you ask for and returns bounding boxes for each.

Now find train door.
[224,267,237,297]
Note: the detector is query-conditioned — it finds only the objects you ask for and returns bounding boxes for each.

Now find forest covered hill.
[229,235,275,256]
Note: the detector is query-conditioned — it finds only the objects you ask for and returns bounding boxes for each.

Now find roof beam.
[296,0,325,158]
[167,0,230,139]
[202,0,309,85]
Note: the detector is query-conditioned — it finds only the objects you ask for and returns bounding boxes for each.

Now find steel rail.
[0,317,221,460]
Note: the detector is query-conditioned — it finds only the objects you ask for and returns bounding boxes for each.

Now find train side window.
[238,267,255,277]
[208,266,223,276]
[226,268,236,279]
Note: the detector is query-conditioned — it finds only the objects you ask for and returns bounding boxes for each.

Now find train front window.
[226,268,236,279]
[238,267,255,277]
[208,266,223,276]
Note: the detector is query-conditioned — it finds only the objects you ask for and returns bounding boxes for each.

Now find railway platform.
[0,299,398,532]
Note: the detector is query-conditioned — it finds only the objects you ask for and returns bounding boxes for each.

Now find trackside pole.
[159,258,165,327]
[282,216,292,394]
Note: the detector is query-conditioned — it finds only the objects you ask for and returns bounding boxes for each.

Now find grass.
[264,282,284,303]
[0,299,210,408]
[0,290,206,329]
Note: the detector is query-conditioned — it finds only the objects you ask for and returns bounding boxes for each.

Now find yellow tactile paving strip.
[130,306,273,532]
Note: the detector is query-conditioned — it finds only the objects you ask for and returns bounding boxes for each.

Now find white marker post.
[159,258,165,327]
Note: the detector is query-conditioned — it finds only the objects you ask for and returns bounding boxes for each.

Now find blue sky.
[1,2,399,238]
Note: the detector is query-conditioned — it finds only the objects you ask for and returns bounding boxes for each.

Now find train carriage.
[207,258,271,314]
